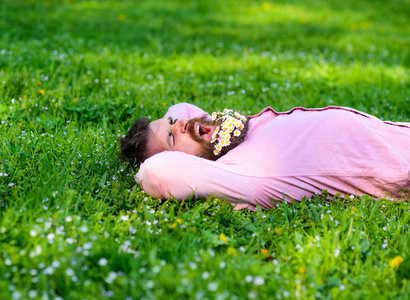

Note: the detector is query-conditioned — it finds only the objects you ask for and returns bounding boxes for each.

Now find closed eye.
[168,130,175,146]
[168,117,177,146]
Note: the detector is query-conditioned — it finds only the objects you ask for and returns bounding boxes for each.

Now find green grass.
[1,0,410,299]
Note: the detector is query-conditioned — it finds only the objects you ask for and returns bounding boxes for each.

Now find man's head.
[120,114,248,165]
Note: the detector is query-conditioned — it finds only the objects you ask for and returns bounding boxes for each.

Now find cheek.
[145,140,159,158]
[186,139,201,152]
[177,136,202,155]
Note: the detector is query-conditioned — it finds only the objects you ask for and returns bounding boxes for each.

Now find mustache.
[187,117,217,141]
[186,116,220,160]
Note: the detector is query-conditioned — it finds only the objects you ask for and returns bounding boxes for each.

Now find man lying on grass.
[120,102,410,210]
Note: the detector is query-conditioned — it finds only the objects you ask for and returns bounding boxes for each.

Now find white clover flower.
[152,265,161,273]
[43,266,54,275]
[52,261,61,268]
[29,269,38,276]
[66,238,76,244]
[28,290,37,299]
[29,245,42,257]
[208,282,218,291]
[65,268,74,276]
[189,262,197,270]
[83,242,92,250]
[254,276,265,285]
[98,258,108,266]
[129,226,137,234]
[146,280,154,289]
[12,291,21,300]
[105,271,118,284]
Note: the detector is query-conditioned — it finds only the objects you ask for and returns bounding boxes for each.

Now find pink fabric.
[163,102,209,120]
[136,103,410,210]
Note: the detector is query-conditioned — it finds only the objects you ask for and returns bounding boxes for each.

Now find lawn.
[1,0,410,299]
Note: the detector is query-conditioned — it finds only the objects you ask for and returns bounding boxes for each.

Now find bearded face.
[186,115,249,160]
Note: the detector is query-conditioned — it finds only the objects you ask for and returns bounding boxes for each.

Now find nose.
[177,119,188,133]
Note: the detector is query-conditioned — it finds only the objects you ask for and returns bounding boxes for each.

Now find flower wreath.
[210,109,247,156]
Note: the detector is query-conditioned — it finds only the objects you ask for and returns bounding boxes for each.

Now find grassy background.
[1,0,410,299]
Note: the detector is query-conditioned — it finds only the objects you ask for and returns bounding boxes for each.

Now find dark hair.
[119,117,151,166]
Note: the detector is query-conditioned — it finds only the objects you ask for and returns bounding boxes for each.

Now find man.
[120,103,410,210]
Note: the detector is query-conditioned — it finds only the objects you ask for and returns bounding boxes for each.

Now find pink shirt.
[136,103,410,210]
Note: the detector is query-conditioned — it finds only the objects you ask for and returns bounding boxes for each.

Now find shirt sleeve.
[164,103,210,120]
[135,151,258,208]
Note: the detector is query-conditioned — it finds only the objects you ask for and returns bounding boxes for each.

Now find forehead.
[146,118,169,157]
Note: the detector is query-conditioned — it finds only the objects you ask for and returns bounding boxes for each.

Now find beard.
[186,115,249,160]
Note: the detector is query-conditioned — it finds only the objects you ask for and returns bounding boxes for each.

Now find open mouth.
[194,122,215,141]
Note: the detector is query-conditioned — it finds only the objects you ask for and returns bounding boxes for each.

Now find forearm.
[135,152,257,205]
